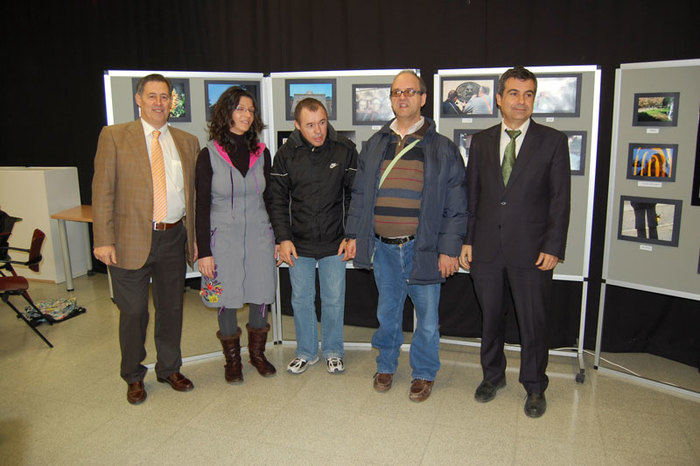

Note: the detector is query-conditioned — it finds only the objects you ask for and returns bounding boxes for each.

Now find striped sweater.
[373,121,428,237]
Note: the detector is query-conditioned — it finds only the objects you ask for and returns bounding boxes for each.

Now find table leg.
[56,219,74,291]
[82,222,94,275]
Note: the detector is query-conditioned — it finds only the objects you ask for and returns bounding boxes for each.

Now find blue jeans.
[371,238,441,381]
[289,254,346,359]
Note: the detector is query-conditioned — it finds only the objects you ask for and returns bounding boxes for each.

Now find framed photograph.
[440,76,498,118]
[453,129,480,166]
[131,77,192,123]
[352,84,393,125]
[285,79,336,120]
[632,92,680,127]
[204,80,260,121]
[626,143,678,182]
[563,131,587,176]
[532,74,581,117]
[617,196,682,247]
[277,131,292,150]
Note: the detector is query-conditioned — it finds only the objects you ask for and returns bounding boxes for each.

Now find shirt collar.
[140,118,169,137]
[390,116,425,138]
[501,118,530,136]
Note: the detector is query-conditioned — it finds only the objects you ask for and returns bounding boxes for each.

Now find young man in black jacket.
[268,98,358,374]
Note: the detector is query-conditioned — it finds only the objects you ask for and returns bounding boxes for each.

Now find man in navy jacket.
[345,70,468,402]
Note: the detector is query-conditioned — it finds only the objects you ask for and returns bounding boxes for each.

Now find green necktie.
[501,129,521,186]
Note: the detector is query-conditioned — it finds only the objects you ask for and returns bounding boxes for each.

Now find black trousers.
[470,252,552,394]
[110,223,187,383]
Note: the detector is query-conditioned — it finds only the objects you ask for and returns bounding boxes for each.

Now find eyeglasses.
[234,106,255,114]
[390,88,424,97]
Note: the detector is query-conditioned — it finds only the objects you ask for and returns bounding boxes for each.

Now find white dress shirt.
[498,118,531,164]
[140,119,186,223]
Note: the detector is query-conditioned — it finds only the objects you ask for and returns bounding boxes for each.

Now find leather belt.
[153,220,181,231]
[375,234,415,245]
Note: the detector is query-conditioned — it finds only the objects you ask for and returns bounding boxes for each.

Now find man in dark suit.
[92,74,199,404]
[459,66,570,418]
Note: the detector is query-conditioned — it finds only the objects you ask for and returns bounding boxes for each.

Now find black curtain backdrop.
[3,1,698,367]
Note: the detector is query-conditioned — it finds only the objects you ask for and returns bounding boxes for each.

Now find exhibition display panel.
[594,59,700,397]
[102,70,275,355]
[434,65,603,382]
[266,69,417,347]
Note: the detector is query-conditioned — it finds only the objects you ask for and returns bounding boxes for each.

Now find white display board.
[433,65,602,382]
[103,69,268,279]
[594,59,700,398]
[599,59,700,298]
[434,65,601,281]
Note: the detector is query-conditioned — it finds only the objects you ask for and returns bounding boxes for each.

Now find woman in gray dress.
[195,86,276,383]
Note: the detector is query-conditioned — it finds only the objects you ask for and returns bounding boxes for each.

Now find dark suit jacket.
[92,119,199,270]
[465,120,570,267]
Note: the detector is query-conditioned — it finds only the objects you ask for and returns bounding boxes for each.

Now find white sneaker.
[286,356,319,374]
[326,357,345,374]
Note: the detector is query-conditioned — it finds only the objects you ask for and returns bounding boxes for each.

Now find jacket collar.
[288,123,339,149]
[378,116,436,138]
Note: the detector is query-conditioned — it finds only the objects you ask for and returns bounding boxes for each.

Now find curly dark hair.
[208,86,265,153]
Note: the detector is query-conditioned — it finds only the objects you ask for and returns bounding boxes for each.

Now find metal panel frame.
[594,59,700,396]
[433,65,601,383]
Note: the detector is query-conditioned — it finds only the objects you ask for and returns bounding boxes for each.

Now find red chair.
[0,227,53,348]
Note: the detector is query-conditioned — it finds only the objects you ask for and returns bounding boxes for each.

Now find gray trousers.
[110,223,187,384]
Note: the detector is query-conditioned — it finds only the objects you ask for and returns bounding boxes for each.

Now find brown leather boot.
[247,323,276,377]
[217,329,243,384]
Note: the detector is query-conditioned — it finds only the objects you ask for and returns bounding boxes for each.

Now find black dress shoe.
[474,378,506,403]
[524,392,547,418]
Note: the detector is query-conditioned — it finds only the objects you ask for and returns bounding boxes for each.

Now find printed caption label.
[637,181,662,188]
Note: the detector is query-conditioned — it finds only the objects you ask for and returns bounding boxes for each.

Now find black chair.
[0,222,53,348]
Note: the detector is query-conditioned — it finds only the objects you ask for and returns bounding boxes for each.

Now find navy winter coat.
[345,118,468,284]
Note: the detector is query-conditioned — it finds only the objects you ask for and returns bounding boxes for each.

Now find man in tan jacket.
[92,74,199,404]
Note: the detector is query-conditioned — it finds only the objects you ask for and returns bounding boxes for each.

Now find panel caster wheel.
[575,372,585,384]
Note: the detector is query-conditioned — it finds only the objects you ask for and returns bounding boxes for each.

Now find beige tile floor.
[0,274,698,465]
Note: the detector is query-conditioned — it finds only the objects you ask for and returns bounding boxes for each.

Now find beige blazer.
[92,119,199,270]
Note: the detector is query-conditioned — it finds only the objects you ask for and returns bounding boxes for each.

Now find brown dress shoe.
[217,329,243,384]
[127,381,147,405]
[409,378,434,402]
[157,372,194,392]
[373,372,393,392]
[247,323,276,377]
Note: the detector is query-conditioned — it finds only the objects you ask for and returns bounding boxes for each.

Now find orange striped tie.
[150,130,167,222]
